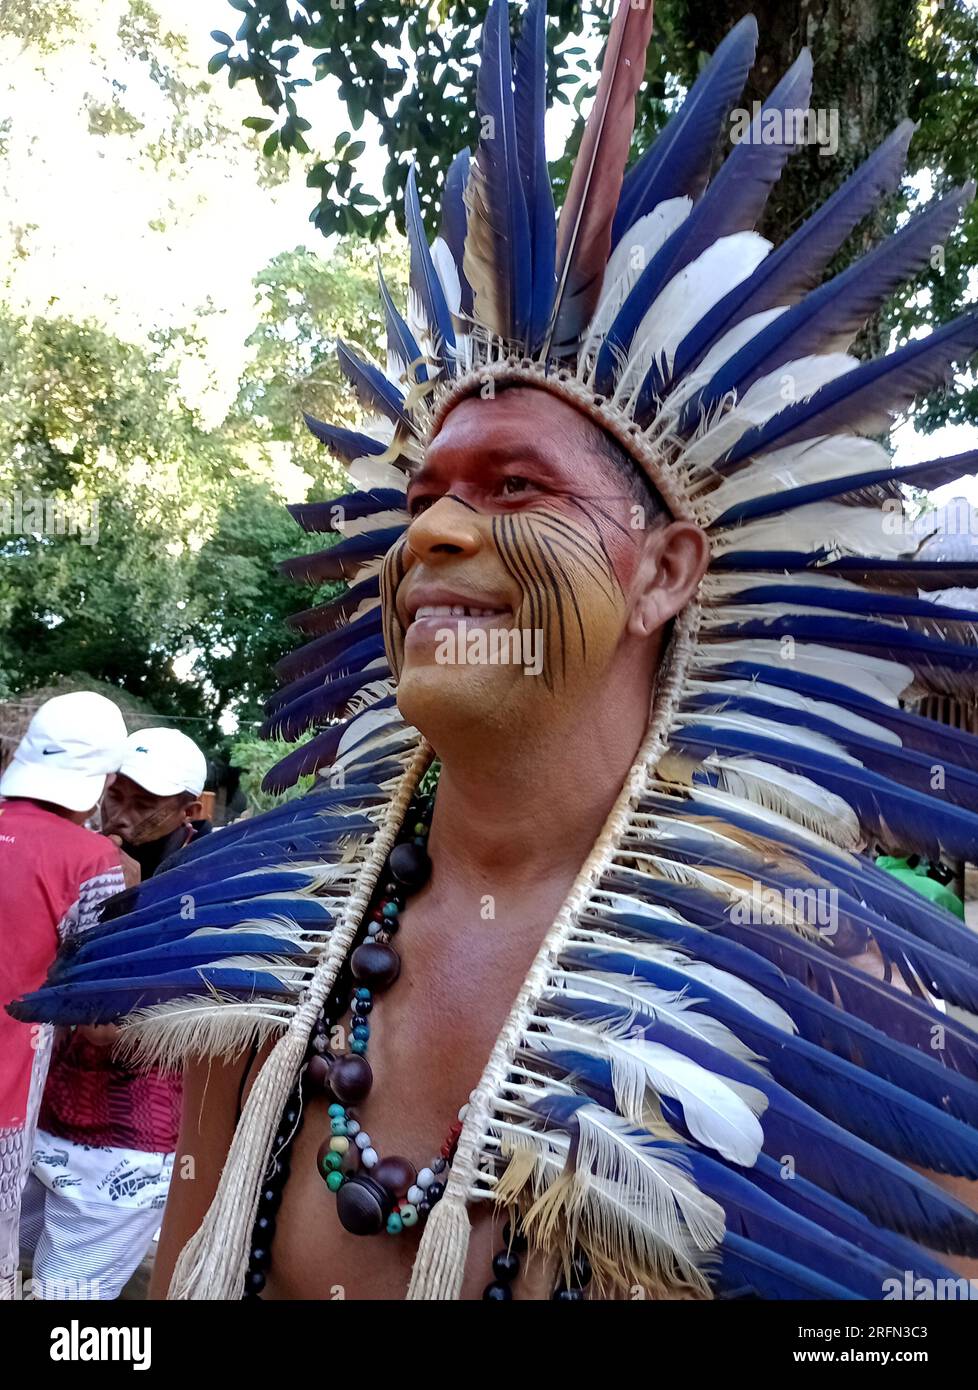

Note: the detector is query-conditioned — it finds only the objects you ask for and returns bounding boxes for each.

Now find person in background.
[0,692,127,1299]
[19,727,210,1300]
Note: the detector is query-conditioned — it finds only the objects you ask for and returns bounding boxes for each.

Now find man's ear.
[183,798,204,823]
[626,520,710,640]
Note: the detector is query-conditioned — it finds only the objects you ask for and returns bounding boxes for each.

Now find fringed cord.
[167,739,431,1300]
[406,603,702,1299]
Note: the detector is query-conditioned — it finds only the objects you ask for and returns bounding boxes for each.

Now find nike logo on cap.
[42,747,65,756]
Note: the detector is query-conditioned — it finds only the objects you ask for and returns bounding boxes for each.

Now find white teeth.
[413,604,507,621]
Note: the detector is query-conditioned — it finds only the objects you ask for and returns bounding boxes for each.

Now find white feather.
[625,232,773,385]
[656,307,789,422]
[701,434,890,518]
[690,637,913,705]
[430,235,462,316]
[714,499,917,559]
[348,455,409,491]
[574,1105,726,1251]
[581,198,693,364]
[662,751,862,849]
[684,675,902,746]
[672,707,862,765]
[684,355,860,471]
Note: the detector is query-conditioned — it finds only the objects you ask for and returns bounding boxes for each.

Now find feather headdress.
[12,0,978,1302]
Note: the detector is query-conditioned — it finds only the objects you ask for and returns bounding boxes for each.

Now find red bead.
[373,1155,417,1197]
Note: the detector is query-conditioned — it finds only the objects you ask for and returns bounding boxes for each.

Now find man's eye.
[500,476,533,496]
[409,495,436,517]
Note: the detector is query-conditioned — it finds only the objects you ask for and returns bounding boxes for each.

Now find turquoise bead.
[386,1213,404,1235]
[350,1038,367,1054]
[326,1170,344,1192]
[327,1103,345,1118]
[399,1203,419,1228]
[382,902,398,918]
[355,987,371,1001]
[330,1118,347,1136]
[352,1022,369,1039]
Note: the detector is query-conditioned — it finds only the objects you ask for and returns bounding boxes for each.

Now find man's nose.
[406,495,484,565]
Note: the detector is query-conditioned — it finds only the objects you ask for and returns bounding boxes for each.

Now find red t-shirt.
[0,799,123,1129]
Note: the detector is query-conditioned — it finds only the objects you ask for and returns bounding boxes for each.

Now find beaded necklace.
[243,775,593,1301]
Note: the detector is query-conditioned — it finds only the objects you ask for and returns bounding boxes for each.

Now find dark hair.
[585,418,669,524]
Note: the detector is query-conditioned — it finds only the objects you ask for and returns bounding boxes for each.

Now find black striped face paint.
[380,386,656,736]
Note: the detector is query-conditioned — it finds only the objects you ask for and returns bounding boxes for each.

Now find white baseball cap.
[119,727,207,799]
[0,691,128,813]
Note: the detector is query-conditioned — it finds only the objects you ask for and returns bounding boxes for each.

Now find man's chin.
[395,660,519,741]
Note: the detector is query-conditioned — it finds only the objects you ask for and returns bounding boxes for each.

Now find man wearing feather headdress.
[11,0,978,1301]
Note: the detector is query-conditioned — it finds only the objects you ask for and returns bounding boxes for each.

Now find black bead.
[388,840,432,889]
[255,1214,275,1239]
[427,1181,445,1204]
[551,1286,584,1301]
[260,1185,282,1210]
[249,1246,271,1270]
[352,997,373,1015]
[491,1249,521,1282]
[417,1200,431,1214]
[245,1269,266,1294]
[482,1281,513,1301]
[283,1107,299,1127]
[350,941,401,991]
[503,1220,528,1254]
[431,1158,447,1174]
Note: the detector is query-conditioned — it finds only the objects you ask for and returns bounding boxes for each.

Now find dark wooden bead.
[373,1155,416,1197]
[328,1053,373,1105]
[492,1249,521,1282]
[335,1175,392,1235]
[503,1220,528,1255]
[350,942,401,991]
[306,1054,332,1089]
[482,1281,513,1301]
[388,840,432,889]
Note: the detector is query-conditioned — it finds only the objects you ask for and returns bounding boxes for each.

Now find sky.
[0,0,975,511]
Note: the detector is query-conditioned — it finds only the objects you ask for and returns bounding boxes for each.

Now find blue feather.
[273,609,383,685]
[439,149,473,321]
[468,0,532,343]
[685,185,973,426]
[301,413,389,465]
[278,526,405,584]
[670,121,914,385]
[539,999,978,1254]
[287,489,406,536]
[716,1233,860,1299]
[513,0,556,351]
[564,944,978,1174]
[718,309,978,467]
[335,339,413,430]
[612,15,758,243]
[595,50,814,395]
[405,162,456,369]
[286,576,381,638]
[260,665,392,741]
[378,260,426,385]
[10,966,298,1026]
[672,721,978,866]
[691,656,978,775]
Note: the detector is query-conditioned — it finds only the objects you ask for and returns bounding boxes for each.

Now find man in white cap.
[19,727,209,1300]
[0,691,128,1298]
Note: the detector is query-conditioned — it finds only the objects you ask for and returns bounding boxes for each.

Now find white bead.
[367,920,381,936]
[361,1147,378,1168]
[355,1132,372,1151]
[416,1167,434,1189]
[407,1185,424,1205]
[346,1120,361,1136]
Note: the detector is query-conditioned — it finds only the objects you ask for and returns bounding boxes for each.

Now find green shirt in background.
[876,855,966,920]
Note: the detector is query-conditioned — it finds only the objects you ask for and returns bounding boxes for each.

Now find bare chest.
[259,891,562,1300]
